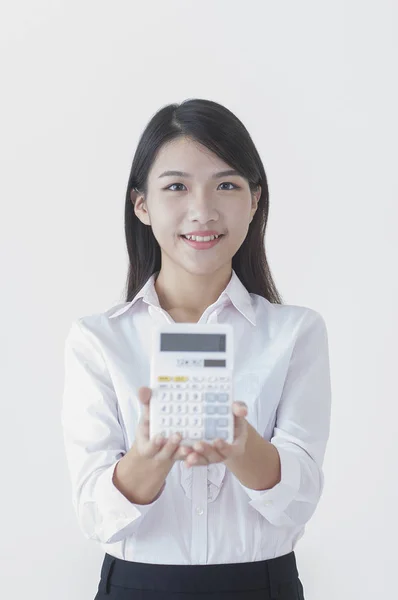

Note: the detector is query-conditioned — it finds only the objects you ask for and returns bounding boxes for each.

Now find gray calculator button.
[216,429,229,440]
[217,393,229,402]
[205,405,217,414]
[204,393,217,402]
[216,418,228,427]
[216,405,229,415]
[205,417,217,439]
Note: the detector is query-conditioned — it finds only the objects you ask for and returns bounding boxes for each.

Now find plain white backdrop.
[1,1,397,598]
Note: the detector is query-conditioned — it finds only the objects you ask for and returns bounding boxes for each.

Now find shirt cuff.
[239,445,301,527]
[90,461,166,544]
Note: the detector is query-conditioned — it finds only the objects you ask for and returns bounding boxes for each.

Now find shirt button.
[196,506,204,515]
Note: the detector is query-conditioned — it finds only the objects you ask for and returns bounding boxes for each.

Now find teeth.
[184,234,219,241]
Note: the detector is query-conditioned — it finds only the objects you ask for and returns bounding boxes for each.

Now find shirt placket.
[149,301,226,564]
[190,305,224,564]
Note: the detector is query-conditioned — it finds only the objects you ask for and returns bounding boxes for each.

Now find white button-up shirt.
[61,269,332,565]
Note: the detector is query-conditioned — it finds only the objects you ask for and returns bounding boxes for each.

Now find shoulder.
[250,294,327,338]
[65,299,136,346]
[251,293,324,321]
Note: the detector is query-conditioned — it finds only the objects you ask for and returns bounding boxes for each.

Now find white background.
[1,1,397,598]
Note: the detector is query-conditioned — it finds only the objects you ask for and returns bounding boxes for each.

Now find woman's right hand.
[134,386,194,464]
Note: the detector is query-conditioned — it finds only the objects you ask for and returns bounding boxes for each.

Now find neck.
[154,264,232,321]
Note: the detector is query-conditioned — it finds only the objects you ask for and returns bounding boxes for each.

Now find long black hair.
[123,98,284,304]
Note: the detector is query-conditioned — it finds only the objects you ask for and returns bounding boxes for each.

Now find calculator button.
[159,391,171,402]
[204,393,217,402]
[192,376,204,382]
[216,405,229,415]
[173,416,188,427]
[189,429,203,439]
[160,416,172,426]
[188,404,203,414]
[205,405,217,415]
[174,404,188,414]
[160,404,172,414]
[216,417,228,427]
[216,429,229,440]
[189,416,203,427]
[188,392,202,402]
[219,384,230,390]
[172,383,187,389]
[188,383,203,390]
[206,384,219,390]
[208,376,217,382]
[174,391,188,402]
[205,417,217,440]
[217,393,229,403]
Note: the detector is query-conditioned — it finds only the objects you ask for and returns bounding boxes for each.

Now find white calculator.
[149,322,234,446]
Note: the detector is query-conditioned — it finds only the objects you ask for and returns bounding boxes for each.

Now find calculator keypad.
[155,375,232,442]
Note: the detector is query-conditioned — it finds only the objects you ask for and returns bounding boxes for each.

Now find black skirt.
[94,551,305,599]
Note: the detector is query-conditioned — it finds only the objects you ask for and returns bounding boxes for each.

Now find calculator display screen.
[160,333,226,352]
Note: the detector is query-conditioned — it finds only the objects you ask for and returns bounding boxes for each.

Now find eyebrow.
[158,169,243,179]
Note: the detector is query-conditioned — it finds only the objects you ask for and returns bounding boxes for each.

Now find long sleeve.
[61,318,163,544]
[239,309,332,528]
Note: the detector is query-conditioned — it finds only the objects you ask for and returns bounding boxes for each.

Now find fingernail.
[171,433,180,443]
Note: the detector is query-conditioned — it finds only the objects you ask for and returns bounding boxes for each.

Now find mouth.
[180,234,224,250]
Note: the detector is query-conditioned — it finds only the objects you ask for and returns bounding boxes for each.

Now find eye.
[164,183,186,191]
[164,182,240,192]
[219,182,239,190]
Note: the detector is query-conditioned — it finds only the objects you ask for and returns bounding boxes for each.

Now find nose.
[187,190,218,223]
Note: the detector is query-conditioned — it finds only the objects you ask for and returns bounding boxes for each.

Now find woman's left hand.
[183,401,249,468]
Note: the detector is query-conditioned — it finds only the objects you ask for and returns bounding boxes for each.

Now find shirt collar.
[109,269,256,325]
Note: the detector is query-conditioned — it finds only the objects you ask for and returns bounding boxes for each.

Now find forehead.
[149,137,231,176]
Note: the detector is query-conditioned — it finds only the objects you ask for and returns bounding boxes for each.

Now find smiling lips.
[180,234,224,250]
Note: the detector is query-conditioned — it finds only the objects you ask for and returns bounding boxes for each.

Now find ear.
[131,188,151,226]
[250,184,261,223]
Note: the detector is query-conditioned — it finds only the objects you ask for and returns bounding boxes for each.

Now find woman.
[61,98,331,599]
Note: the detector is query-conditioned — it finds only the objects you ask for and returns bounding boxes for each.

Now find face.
[133,136,261,276]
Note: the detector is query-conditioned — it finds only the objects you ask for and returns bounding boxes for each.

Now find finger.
[137,386,152,405]
[232,401,248,417]
[187,442,225,466]
[137,387,152,425]
[174,444,193,461]
[233,402,248,437]
[156,432,184,460]
[139,432,168,458]
[184,451,208,467]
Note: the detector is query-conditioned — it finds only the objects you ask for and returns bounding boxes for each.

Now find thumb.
[137,386,152,405]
